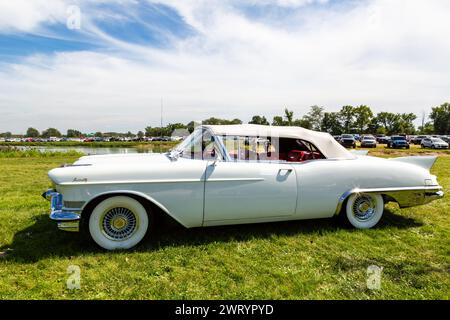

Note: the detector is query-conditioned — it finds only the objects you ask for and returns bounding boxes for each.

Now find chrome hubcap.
[352,195,376,221]
[102,207,137,241]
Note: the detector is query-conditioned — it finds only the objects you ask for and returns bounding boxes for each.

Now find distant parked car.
[440,136,450,144]
[421,137,449,149]
[387,136,410,149]
[377,136,390,144]
[339,134,356,148]
[333,135,341,141]
[360,136,377,148]
[411,135,428,145]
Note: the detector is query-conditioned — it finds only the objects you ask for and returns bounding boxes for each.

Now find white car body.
[43,125,444,249]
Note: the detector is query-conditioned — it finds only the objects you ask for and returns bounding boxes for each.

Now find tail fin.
[389,156,437,171]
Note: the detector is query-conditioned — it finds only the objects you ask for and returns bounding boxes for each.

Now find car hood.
[48,153,175,185]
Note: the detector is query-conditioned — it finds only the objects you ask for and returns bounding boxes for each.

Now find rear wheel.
[344,193,384,229]
[88,196,149,250]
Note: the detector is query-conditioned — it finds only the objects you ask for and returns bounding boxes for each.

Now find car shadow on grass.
[1,208,423,262]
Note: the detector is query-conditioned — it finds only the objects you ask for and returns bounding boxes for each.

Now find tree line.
[1,102,448,138]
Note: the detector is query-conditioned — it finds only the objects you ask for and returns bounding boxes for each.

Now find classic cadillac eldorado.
[43,124,444,250]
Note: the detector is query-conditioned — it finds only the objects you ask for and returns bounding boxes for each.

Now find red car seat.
[287,150,310,162]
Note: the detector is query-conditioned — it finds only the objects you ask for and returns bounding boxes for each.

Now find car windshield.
[392,136,406,141]
[363,137,375,140]
[172,128,219,160]
[342,135,353,138]
[431,138,444,142]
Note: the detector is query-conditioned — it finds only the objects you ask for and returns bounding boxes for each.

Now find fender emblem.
[73,178,88,183]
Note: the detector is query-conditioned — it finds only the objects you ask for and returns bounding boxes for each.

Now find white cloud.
[0,0,67,32]
[0,0,450,133]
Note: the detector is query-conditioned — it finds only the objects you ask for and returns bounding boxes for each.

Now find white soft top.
[203,124,355,160]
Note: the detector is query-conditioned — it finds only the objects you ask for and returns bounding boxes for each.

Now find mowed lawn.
[0,151,449,299]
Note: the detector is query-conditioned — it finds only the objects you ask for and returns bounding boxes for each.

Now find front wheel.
[344,193,384,229]
[88,196,149,250]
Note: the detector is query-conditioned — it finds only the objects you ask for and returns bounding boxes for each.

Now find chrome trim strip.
[206,178,265,182]
[59,179,204,186]
[334,185,444,215]
[60,177,265,186]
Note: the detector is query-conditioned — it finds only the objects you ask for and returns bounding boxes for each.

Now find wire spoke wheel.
[345,193,384,229]
[351,194,376,222]
[89,196,149,250]
[101,207,137,241]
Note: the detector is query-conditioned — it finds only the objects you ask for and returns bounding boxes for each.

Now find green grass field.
[0,150,448,299]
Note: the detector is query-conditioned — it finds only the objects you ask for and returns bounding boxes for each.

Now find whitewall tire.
[88,196,149,250]
[345,193,384,229]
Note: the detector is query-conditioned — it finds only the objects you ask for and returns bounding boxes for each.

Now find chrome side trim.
[334,186,444,215]
[59,179,204,186]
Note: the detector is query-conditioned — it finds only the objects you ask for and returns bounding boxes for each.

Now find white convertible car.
[43,125,444,250]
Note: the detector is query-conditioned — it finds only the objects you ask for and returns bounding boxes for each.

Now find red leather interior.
[287,150,309,162]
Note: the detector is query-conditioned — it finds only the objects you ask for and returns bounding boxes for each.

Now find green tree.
[137,131,144,139]
[418,122,434,135]
[396,113,417,134]
[41,128,61,138]
[249,115,269,125]
[94,132,103,137]
[67,129,82,138]
[293,118,313,129]
[430,102,450,134]
[338,105,355,133]
[374,112,399,135]
[303,106,324,131]
[284,108,294,126]
[272,116,284,126]
[26,127,40,137]
[201,117,242,125]
[353,105,373,133]
[321,112,342,135]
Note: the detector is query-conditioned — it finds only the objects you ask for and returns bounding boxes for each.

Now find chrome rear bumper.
[335,186,444,214]
[42,189,80,232]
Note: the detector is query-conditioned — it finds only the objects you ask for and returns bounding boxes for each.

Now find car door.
[203,160,297,225]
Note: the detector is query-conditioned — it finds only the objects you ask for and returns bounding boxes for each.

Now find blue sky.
[0,0,449,133]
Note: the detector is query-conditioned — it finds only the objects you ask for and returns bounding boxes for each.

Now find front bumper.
[392,143,409,148]
[42,189,80,232]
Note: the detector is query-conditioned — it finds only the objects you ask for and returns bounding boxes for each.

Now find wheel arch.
[334,189,392,216]
[80,190,186,228]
